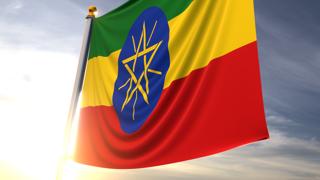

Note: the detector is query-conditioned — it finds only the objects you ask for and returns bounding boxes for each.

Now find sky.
[0,0,319,179]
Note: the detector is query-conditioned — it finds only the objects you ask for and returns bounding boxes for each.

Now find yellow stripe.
[81,0,256,107]
[81,53,119,107]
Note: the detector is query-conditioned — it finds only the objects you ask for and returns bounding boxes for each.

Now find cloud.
[267,114,298,126]
[254,0,320,138]
[5,0,23,12]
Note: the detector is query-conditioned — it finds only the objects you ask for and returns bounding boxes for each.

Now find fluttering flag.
[74,0,269,169]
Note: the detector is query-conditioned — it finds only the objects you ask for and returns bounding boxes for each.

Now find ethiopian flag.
[74,0,269,168]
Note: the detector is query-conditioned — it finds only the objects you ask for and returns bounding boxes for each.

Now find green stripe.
[88,0,193,59]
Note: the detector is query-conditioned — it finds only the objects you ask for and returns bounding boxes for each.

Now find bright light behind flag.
[94,10,99,17]
[0,49,77,180]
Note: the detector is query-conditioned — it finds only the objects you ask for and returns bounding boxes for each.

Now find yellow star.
[118,21,163,120]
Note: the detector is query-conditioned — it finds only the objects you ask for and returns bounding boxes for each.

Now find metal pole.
[56,6,97,180]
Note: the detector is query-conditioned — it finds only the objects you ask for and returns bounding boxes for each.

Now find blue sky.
[256,1,320,138]
[0,0,319,179]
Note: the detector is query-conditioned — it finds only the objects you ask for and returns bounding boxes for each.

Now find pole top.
[88,6,97,18]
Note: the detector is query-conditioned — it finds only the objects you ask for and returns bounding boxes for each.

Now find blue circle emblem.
[112,7,170,134]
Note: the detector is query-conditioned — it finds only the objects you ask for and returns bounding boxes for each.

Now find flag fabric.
[74,0,269,169]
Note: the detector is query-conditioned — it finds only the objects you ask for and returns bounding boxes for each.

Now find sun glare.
[0,49,78,180]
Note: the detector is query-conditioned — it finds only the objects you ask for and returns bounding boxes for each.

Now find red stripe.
[74,42,269,168]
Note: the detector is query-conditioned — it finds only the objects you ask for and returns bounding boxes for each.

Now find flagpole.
[56,6,97,180]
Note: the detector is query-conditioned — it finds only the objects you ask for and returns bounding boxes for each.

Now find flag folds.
[74,0,269,168]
